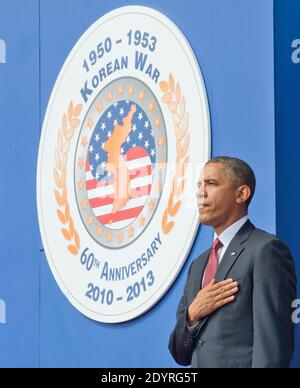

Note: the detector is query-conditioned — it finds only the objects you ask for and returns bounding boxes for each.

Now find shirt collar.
[214,215,248,248]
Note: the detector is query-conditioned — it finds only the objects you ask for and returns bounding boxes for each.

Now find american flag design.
[85,100,156,230]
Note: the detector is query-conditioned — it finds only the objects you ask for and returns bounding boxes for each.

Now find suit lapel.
[215,243,244,281]
[215,220,255,282]
[191,221,255,298]
[192,221,256,336]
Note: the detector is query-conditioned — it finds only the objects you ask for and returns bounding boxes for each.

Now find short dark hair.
[206,156,256,207]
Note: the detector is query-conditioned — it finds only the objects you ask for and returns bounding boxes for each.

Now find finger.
[212,282,239,297]
[210,281,238,296]
[214,286,239,302]
[214,295,236,309]
[197,278,216,296]
[210,278,234,291]
[202,279,216,290]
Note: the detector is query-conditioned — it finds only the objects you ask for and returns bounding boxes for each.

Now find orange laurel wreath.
[160,74,190,234]
[53,101,82,255]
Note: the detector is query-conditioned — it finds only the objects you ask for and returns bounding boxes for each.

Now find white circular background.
[37,6,210,323]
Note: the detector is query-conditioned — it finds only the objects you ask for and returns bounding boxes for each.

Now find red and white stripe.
[85,146,153,230]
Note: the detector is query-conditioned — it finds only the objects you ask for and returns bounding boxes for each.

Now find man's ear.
[236,185,251,205]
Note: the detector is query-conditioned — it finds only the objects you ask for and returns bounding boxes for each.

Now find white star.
[119,108,124,116]
[126,100,130,104]
[113,102,118,108]
[107,171,112,178]
[151,130,154,137]
[107,131,112,138]
[89,145,94,153]
[138,113,143,121]
[95,153,100,162]
[132,124,137,132]
[132,144,136,148]
[113,119,118,126]
[144,140,149,149]
[107,111,112,119]
[121,147,125,154]
[151,149,155,157]
[101,122,106,130]
[90,164,94,171]
[96,173,100,180]
[95,134,100,142]
[101,161,106,169]
[126,136,131,144]
[144,121,149,129]
[101,142,105,150]
[138,132,143,141]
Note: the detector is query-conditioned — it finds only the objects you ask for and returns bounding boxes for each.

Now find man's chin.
[199,214,211,226]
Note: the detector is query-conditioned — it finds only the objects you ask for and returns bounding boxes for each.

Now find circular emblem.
[75,77,167,249]
[37,6,210,322]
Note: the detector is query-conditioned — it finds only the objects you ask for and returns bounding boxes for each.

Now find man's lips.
[198,203,210,209]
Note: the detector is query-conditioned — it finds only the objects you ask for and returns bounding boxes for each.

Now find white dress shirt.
[214,215,248,264]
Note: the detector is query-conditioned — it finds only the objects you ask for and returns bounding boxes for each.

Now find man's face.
[196,163,240,229]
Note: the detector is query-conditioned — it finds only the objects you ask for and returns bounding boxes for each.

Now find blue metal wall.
[0,0,40,368]
[1,0,297,367]
[274,0,300,368]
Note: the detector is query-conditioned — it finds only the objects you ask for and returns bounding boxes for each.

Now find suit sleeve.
[252,239,297,368]
[168,262,204,366]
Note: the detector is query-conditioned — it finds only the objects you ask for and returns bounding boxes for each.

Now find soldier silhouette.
[104,104,136,213]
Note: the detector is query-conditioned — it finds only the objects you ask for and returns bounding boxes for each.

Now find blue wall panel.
[0,0,40,367]
[275,0,300,368]
[2,0,296,368]
[39,0,276,367]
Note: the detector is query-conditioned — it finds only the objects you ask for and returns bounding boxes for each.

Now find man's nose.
[196,185,206,199]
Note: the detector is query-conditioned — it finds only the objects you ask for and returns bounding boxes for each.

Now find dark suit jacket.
[169,221,297,368]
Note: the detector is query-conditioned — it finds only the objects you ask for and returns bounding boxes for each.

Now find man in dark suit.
[169,156,296,368]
